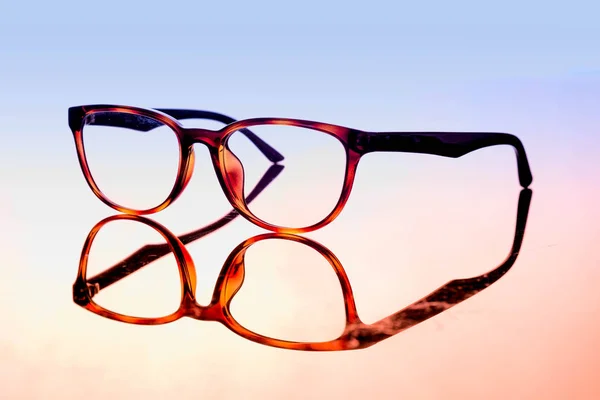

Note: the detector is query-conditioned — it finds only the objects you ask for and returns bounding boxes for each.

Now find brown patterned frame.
[69,104,533,233]
[73,188,532,351]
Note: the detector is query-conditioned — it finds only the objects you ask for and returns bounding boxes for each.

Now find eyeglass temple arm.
[352,188,533,348]
[85,163,284,292]
[87,109,284,163]
[356,131,533,188]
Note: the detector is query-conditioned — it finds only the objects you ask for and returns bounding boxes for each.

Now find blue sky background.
[1,0,598,184]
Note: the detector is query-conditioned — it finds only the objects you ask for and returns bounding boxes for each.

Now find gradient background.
[1,1,600,398]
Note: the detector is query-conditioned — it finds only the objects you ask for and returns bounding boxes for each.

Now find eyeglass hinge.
[73,281,100,305]
[353,131,373,152]
[87,282,100,297]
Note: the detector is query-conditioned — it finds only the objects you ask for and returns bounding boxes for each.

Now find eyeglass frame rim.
[69,104,361,233]
[73,212,366,352]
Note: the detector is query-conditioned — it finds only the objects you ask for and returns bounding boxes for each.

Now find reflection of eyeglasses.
[73,189,532,351]
[69,104,534,233]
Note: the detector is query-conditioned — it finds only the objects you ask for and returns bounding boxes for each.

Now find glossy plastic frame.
[69,104,534,234]
[73,188,532,351]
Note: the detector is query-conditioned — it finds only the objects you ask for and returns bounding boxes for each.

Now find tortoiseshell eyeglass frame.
[73,188,532,351]
[69,104,533,234]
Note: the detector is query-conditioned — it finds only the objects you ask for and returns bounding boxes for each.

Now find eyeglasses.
[69,104,533,233]
[73,188,532,351]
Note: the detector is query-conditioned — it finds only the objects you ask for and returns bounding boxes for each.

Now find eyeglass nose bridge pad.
[174,145,196,196]
[218,147,246,208]
[220,250,247,304]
